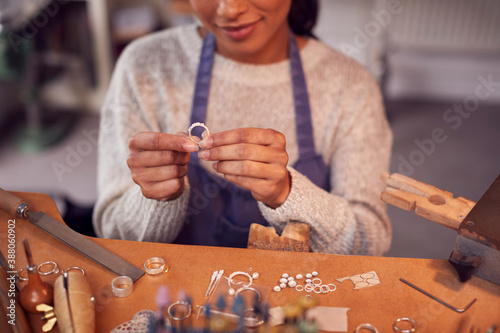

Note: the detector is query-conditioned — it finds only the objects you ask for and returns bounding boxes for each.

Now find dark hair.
[288,0,319,38]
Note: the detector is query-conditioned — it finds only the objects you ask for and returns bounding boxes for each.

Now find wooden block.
[381,173,476,230]
[247,222,310,252]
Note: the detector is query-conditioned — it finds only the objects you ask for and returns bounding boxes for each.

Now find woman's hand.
[198,128,291,208]
[127,132,199,201]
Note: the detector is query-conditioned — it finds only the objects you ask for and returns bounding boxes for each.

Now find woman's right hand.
[127,132,199,201]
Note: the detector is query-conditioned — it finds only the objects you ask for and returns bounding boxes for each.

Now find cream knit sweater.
[93,24,393,256]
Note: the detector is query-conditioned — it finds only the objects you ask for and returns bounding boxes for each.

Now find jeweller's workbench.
[1,192,499,332]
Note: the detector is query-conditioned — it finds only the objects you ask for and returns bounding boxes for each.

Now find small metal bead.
[305,279,312,284]
[287,276,294,281]
[306,273,313,279]
[312,271,319,276]
[282,273,289,278]
[280,278,288,284]
[288,280,297,288]
[273,286,281,292]
[296,274,303,280]
[280,283,287,289]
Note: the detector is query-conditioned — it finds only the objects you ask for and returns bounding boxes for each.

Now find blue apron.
[174,30,330,248]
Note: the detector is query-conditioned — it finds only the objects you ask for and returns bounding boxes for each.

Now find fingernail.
[198,149,209,160]
[183,143,199,152]
[199,136,213,149]
[212,162,218,171]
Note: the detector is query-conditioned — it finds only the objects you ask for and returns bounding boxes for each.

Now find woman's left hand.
[198,128,290,208]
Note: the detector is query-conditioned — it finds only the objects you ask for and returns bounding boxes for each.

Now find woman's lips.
[219,20,260,40]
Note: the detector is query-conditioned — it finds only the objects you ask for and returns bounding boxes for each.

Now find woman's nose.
[216,0,249,20]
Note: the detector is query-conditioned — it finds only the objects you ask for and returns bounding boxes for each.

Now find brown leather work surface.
[1,192,499,332]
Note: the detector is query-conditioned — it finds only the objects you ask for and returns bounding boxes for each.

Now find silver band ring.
[38,261,59,276]
[144,257,166,275]
[313,285,322,294]
[321,285,330,293]
[188,122,210,145]
[312,277,322,286]
[295,285,304,292]
[168,301,192,321]
[356,323,379,333]
[228,271,253,295]
[304,284,314,293]
[16,267,29,281]
[63,267,85,275]
[393,317,418,333]
[328,283,337,292]
[235,286,261,302]
[112,276,133,298]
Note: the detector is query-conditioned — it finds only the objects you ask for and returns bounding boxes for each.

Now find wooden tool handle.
[54,271,95,333]
[0,188,30,218]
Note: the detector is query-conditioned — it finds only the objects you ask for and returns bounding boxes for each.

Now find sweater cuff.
[258,167,308,226]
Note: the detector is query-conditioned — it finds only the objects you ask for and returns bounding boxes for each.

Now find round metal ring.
[328,283,337,292]
[168,301,192,321]
[63,267,85,275]
[393,317,418,333]
[37,261,59,276]
[228,271,253,295]
[112,276,133,298]
[355,323,379,333]
[144,257,166,275]
[188,122,211,145]
[304,284,314,293]
[295,285,304,292]
[312,277,322,286]
[321,285,330,293]
[313,285,322,294]
[235,287,261,302]
[16,267,29,281]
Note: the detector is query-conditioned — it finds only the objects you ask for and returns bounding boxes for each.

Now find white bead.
[305,279,312,284]
[282,273,289,278]
[228,288,235,295]
[280,283,287,289]
[306,273,313,279]
[296,274,303,280]
[252,272,260,279]
[280,278,288,284]
[273,286,281,292]
[287,276,294,281]
[288,280,297,288]
[312,271,319,276]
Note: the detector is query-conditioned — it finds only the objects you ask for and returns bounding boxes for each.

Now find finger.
[222,174,278,199]
[128,150,190,168]
[200,143,289,164]
[139,178,185,201]
[129,132,199,152]
[199,128,286,149]
[213,160,287,181]
[131,165,188,184]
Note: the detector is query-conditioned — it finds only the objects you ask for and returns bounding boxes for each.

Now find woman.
[93,0,393,255]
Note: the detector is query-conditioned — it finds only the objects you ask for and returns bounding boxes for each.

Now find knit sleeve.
[92,41,189,242]
[258,71,393,256]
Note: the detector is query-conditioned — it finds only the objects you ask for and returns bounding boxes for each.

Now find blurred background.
[0,0,499,258]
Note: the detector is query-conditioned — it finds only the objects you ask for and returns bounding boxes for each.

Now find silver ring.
[312,278,322,286]
[16,267,29,281]
[228,271,253,295]
[144,257,166,275]
[168,301,192,321]
[188,122,211,145]
[328,283,337,292]
[295,285,304,292]
[356,323,379,333]
[112,276,133,298]
[235,287,261,302]
[63,267,85,275]
[304,284,314,293]
[321,285,330,293]
[393,317,418,333]
[313,285,322,294]
[38,261,59,276]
